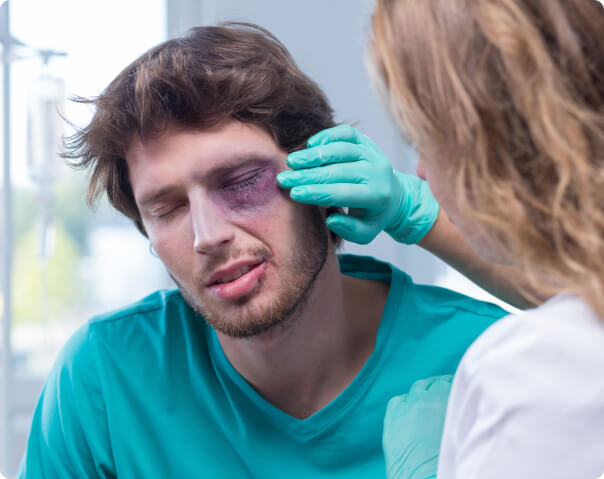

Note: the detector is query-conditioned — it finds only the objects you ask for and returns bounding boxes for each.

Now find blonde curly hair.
[370,0,604,317]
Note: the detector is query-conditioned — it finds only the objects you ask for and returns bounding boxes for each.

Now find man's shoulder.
[406,282,508,321]
[339,253,507,321]
[55,289,195,371]
[338,253,395,282]
[89,288,187,326]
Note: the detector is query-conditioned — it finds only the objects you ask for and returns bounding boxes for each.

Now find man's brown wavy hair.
[371,0,604,317]
[64,22,339,242]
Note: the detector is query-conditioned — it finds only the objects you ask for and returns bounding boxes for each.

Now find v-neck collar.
[208,255,405,439]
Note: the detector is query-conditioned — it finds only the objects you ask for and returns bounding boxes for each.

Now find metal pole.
[0,0,13,472]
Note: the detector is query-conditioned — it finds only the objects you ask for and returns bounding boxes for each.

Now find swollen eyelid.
[217,167,278,211]
[224,171,264,191]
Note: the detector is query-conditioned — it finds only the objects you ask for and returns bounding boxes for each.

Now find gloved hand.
[276,125,439,245]
[383,375,453,479]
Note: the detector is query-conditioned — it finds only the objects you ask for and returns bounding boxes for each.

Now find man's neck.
[217,253,388,419]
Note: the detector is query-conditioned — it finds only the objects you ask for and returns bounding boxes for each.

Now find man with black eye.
[18,23,527,479]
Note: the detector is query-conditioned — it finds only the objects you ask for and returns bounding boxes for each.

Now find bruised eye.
[223,170,264,192]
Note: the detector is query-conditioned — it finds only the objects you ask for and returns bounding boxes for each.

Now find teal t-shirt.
[19,255,506,478]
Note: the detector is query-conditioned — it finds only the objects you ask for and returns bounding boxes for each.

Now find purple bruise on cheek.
[220,167,280,213]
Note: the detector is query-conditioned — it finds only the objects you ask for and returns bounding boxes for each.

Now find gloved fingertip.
[325,218,352,239]
[286,152,303,168]
[387,393,409,408]
[290,186,308,200]
[325,215,339,226]
[307,134,327,148]
[325,216,340,225]
[275,172,288,186]
[427,375,453,392]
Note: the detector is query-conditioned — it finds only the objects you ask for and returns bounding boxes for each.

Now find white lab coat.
[438,294,604,479]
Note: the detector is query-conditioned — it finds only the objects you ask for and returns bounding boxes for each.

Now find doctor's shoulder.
[442,294,604,477]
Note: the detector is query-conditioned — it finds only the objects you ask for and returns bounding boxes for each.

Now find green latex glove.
[276,125,439,245]
[383,375,453,479]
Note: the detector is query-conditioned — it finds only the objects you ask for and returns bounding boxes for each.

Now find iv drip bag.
[27,73,65,184]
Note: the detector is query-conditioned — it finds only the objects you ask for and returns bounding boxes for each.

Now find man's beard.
[174,206,329,338]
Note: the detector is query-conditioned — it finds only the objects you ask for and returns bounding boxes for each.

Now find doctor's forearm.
[418,211,543,310]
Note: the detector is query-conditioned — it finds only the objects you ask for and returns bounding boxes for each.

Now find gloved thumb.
[326,214,377,245]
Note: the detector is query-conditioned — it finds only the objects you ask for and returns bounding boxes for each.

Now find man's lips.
[207,260,267,301]
[206,259,264,286]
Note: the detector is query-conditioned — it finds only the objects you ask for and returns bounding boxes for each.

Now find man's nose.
[190,196,235,254]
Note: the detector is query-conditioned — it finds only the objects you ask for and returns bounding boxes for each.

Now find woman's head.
[371,0,604,314]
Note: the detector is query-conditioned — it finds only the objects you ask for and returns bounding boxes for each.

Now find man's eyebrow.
[138,186,180,209]
[201,154,278,180]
